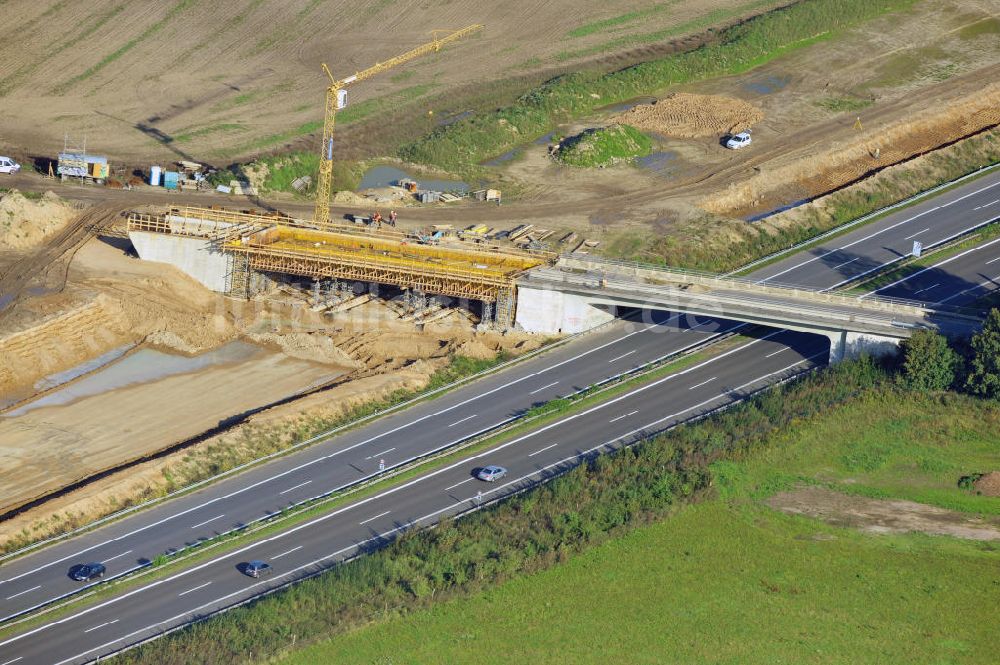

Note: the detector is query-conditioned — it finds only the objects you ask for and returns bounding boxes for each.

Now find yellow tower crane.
[314,24,483,227]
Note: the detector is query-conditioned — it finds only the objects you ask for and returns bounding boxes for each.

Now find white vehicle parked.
[0,156,21,174]
[724,131,752,150]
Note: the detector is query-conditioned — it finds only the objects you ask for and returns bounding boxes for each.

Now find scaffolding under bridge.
[127,206,552,328]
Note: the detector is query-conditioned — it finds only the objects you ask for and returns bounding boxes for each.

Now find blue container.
[149,165,161,186]
[163,171,180,190]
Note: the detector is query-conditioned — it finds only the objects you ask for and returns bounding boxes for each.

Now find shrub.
[898,330,958,391]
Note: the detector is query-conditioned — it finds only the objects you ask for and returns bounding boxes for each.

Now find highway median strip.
[0,328,745,639]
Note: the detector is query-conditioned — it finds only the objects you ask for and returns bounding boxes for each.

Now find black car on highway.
[69,562,106,581]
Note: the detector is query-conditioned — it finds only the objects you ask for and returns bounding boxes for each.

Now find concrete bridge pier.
[825,330,900,364]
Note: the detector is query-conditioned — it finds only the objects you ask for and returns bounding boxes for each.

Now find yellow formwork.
[224,224,549,304]
[251,226,543,276]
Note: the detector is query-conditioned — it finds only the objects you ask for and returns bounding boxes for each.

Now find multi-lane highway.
[0,311,740,624]
[2,166,1000,663]
[750,168,1000,291]
[0,329,828,665]
[866,235,1000,306]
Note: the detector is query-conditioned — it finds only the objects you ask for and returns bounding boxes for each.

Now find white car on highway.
[724,131,752,150]
[0,156,21,174]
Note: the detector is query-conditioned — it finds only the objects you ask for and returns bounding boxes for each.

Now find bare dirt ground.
[0,0,785,164]
[768,486,1000,541]
[614,93,764,137]
[0,229,542,540]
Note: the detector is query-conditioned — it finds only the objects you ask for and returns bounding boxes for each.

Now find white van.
[0,157,21,174]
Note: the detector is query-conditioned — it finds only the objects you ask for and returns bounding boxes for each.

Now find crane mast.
[314,24,482,227]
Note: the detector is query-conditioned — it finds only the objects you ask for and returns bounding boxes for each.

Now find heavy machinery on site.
[312,24,482,228]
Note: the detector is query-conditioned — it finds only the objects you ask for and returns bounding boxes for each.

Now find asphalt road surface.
[866,235,1000,306]
[0,329,828,665]
[750,168,1000,291]
[3,168,1000,662]
[0,310,740,624]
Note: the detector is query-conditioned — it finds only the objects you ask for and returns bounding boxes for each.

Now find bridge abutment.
[514,284,616,334]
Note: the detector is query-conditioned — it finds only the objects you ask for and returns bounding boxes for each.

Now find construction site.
[0,0,998,553]
[126,205,551,327]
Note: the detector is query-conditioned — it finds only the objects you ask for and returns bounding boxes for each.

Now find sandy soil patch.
[0,350,344,514]
[767,486,1000,541]
[614,93,763,137]
[0,189,78,250]
[972,471,1000,497]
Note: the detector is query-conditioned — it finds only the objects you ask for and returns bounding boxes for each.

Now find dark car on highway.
[69,562,106,581]
[476,465,508,482]
[244,560,273,578]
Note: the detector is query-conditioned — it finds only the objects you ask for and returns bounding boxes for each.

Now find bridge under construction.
[127,206,551,327]
[127,205,983,359]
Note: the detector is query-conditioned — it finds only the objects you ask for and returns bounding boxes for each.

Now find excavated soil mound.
[973,471,1000,497]
[614,93,763,138]
[0,189,77,250]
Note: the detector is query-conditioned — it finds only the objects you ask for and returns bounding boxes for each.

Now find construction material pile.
[615,93,763,138]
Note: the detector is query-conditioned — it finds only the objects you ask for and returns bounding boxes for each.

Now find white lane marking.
[364,448,396,460]
[934,274,1000,304]
[763,178,1000,286]
[608,350,637,363]
[1,657,23,664]
[271,546,303,560]
[688,377,717,390]
[528,443,558,457]
[448,415,477,428]
[5,585,40,601]
[83,619,118,633]
[444,478,475,491]
[359,510,391,526]
[279,480,312,495]
[460,353,829,506]
[973,199,999,210]
[765,347,787,358]
[869,236,1000,295]
[904,227,929,240]
[759,206,942,282]
[861,238,1000,294]
[11,332,793,661]
[177,582,211,597]
[831,257,860,270]
[608,410,638,423]
[912,283,940,295]
[986,256,1000,264]
[529,381,559,395]
[0,318,690,591]
[189,514,225,530]
[101,550,133,564]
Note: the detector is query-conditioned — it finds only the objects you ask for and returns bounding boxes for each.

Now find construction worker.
[372,210,382,229]
[389,209,397,227]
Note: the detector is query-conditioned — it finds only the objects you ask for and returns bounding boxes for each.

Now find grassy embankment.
[555,124,652,167]
[611,127,1000,274]
[2,353,513,555]
[241,0,914,194]
[400,0,916,173]
[109,349,999,665]
[277,377,1000,664]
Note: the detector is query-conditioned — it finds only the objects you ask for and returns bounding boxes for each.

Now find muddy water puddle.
[357,165,469,193]
[5,341,262,416]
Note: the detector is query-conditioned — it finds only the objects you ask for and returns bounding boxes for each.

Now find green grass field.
[280,389,1000,665]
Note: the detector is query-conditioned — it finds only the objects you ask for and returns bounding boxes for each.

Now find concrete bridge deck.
[515,262,983,361]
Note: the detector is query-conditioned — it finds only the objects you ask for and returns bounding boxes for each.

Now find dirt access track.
[0,0,789,163]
